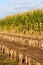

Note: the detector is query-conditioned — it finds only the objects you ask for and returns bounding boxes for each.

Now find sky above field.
[0,0,43,18]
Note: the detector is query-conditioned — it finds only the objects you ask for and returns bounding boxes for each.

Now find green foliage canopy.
[0,10,43,34]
